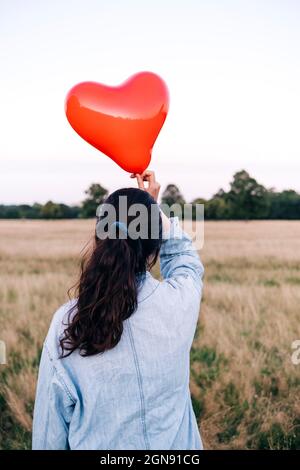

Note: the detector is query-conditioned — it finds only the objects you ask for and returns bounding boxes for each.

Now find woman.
[32,171,204,450]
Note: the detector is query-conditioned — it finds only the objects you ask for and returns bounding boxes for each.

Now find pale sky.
[1,0,300,204]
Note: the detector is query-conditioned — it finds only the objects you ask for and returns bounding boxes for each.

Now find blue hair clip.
[111,221,128,235]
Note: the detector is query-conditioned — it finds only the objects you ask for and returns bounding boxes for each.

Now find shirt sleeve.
[160,216,204,294]
[32,342,75,450]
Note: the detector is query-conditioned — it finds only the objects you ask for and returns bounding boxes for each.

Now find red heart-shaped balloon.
[65,72,169,174]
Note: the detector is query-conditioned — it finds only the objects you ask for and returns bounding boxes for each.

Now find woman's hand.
[130,170,170,234]
[130,170,161,202]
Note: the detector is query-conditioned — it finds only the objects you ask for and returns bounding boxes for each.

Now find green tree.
[18,204,42,219]
[191,197,206,220]
[81,183,108,218]
[226,170,269,219]
[161,184,186,218]
[57,204,80,219]
[206,197,231,220]
[40,201,65,219]
[268,190,300,219]
[192,193,231,220]
[0,205,20,219]
[161,184,186,207]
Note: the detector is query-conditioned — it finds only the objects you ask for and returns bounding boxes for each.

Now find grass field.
[0,219,300,449]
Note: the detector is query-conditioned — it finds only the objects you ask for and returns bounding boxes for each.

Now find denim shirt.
[32,217,204,450]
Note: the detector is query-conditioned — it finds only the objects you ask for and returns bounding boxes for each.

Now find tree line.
[175,170,300,220]
[1,170,299,220]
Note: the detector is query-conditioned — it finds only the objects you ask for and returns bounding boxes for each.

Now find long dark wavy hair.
[60,188,162,358]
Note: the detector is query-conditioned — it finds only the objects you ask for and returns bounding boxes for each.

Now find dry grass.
[0,219,300,449]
